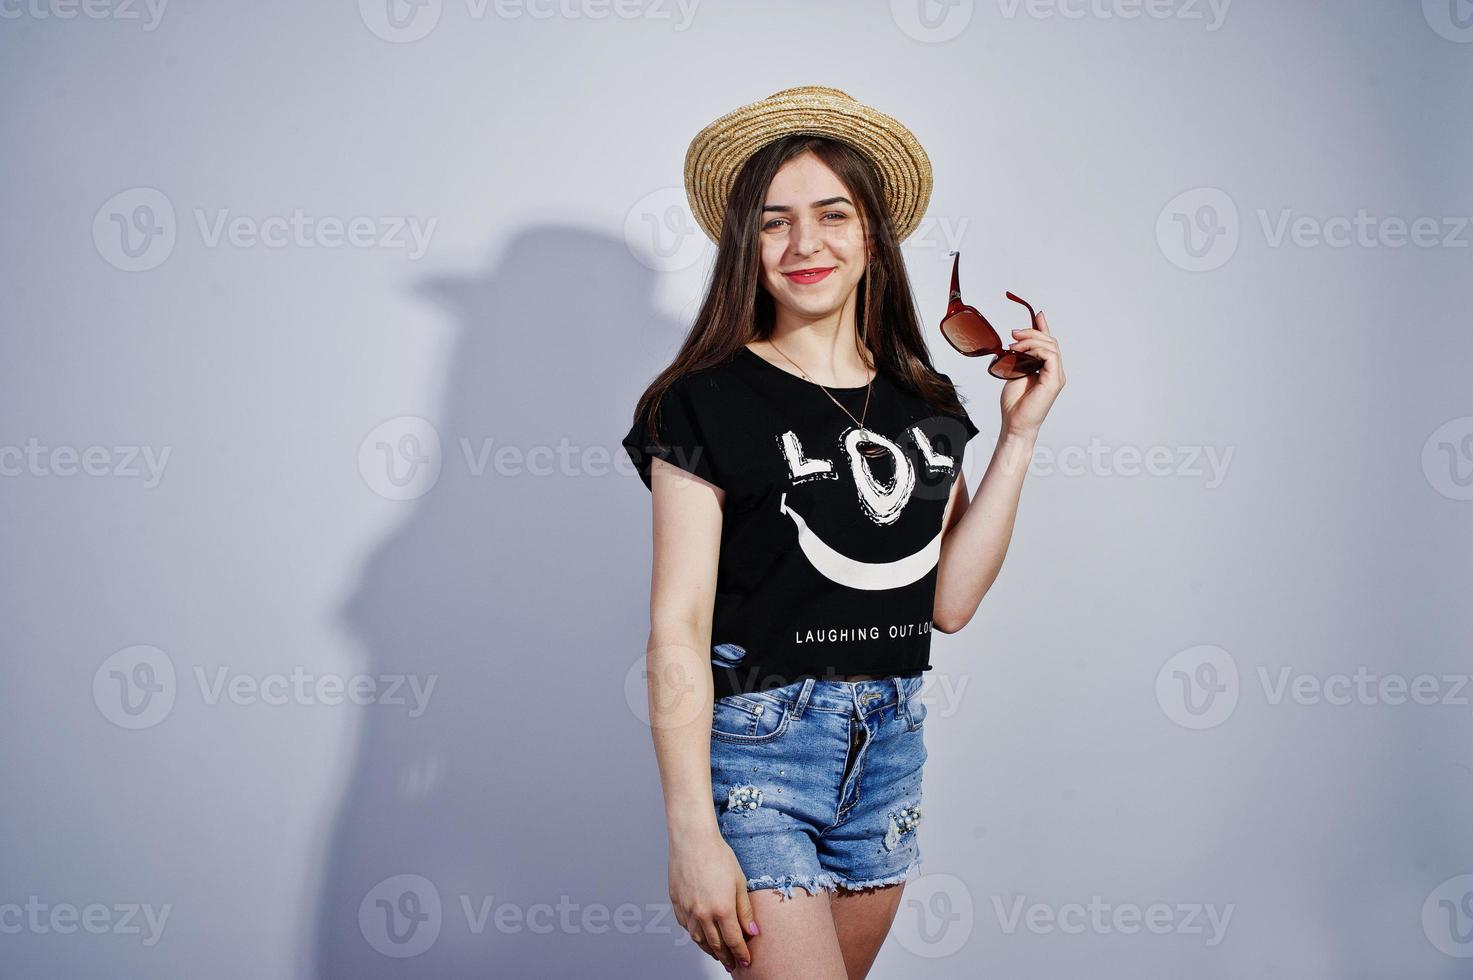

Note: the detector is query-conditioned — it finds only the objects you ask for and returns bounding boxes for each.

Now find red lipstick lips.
[783,267,835,285]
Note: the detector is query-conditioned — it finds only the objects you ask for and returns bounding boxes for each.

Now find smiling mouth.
[783,267,835,285]
[778,492,941,590]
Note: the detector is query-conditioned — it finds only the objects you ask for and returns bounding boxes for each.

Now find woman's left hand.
[999,309,1065,438]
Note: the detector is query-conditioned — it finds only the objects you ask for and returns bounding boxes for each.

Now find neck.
[762,291,872,386]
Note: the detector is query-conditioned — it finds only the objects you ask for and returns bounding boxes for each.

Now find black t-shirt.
[622,345,981,698]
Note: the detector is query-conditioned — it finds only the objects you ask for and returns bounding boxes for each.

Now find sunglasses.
[939,250,1046,380]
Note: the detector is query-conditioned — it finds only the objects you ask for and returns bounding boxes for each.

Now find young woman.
[621,87,1065,978]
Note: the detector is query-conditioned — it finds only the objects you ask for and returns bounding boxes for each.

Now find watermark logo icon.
[1156,644,1238,729]
[93,188,176,272]
[624,187,707,273]
[360,873,443,957]
[1422,416,1473,501]
[1424,874,1473,957]
[892,872,974,958]
[94,645,177,729]
[1423,0,1473,42]
[891,0,974,43]
[360,0,443,42]
[359,416,443,500]
[1157,187,1238,271]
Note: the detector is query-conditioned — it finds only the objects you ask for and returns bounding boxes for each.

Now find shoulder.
[927,369,981,441]
[662,352,747,406]
[635,353,746,435]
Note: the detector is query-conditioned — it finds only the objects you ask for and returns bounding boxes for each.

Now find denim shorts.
[708,673,928,901]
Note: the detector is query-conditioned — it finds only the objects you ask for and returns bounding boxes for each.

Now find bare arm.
[644,457,756,970]
[646,456,724,843]
[933,308,1066,634]
[932,430,1037,633]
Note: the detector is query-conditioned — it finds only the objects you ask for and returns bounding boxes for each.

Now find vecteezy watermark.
[358,873,710,957]
[1030,439,1234,488]
[623,186,971,273]
[193,666,436,715]
[0,439,171,488]
[1156,645,1473,729]
[624,650,972,729]
[92,188,437,271]
[92,645,438,729]
[890,0,1228,42]
[1424,874,1473,957]
[992,894,1235,947]
[1422,416,1473,501]
[0,0,168,30]
[1423,0,1473,43]
[903,215,970,254]
[358,0,699,43]
[995,0,1230,29]
[356,417,694,500]
[1157,187,1473,272]
[358,427,1233,498]
[0,897,172,946]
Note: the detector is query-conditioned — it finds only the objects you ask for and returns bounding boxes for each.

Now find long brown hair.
[632,133,972,454]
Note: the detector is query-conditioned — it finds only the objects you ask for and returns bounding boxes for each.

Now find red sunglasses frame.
[939,251,1046,380]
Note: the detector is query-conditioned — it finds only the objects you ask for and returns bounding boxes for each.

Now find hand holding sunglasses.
[939,251,1046,380]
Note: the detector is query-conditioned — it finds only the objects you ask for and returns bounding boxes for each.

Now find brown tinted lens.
[940,309,1001,355]
[989,350,1045,380]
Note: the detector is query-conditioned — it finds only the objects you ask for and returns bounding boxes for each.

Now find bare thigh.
[733,883,906,980]
[734,888,846,980]
[832,882,906,980]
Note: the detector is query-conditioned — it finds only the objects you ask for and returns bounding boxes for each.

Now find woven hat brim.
[683,89,933,246]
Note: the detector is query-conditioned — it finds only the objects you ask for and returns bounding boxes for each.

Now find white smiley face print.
[776,422,958,591]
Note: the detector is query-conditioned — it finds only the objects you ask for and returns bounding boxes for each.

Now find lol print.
[774,416,964,591]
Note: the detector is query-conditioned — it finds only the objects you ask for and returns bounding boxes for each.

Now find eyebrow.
[761,196,854,214]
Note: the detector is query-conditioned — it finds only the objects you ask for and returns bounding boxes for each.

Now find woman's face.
[757,151,869,323]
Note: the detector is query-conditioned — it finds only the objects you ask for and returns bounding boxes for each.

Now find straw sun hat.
[682,85,933,245]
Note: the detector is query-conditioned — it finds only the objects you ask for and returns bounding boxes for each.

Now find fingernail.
[741,960,750,967]
[749,921,760,935]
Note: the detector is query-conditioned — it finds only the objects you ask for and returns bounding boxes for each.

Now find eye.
[762,212,850,231]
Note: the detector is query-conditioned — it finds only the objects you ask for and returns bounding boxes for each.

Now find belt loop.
[892,675,906,710]
[793,677,816,717]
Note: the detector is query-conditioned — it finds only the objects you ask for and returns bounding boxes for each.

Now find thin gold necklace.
[764,340,889,459]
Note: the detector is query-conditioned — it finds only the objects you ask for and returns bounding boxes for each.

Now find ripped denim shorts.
[709,673,928,901]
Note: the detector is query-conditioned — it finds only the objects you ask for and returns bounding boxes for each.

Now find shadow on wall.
[310,225,699,978]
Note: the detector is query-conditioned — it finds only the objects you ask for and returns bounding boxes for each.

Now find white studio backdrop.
[1,2,1470,978]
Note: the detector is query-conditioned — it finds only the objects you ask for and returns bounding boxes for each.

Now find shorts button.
[754,705,763,715]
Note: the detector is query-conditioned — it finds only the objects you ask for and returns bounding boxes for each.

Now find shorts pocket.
[902,679,928,732]
[711,693,791,743]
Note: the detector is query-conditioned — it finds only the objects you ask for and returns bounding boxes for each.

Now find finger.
[1008,341,1062,379]
[1009,327,1052,340]
[680,913,707,953]
[702,920,732,969]
[718,912,752,969]
[1007,339,1059,357]
[736,887,758,940]
[1035,309,1052,335]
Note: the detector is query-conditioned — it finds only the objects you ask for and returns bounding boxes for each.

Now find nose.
[786,215,821,259]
